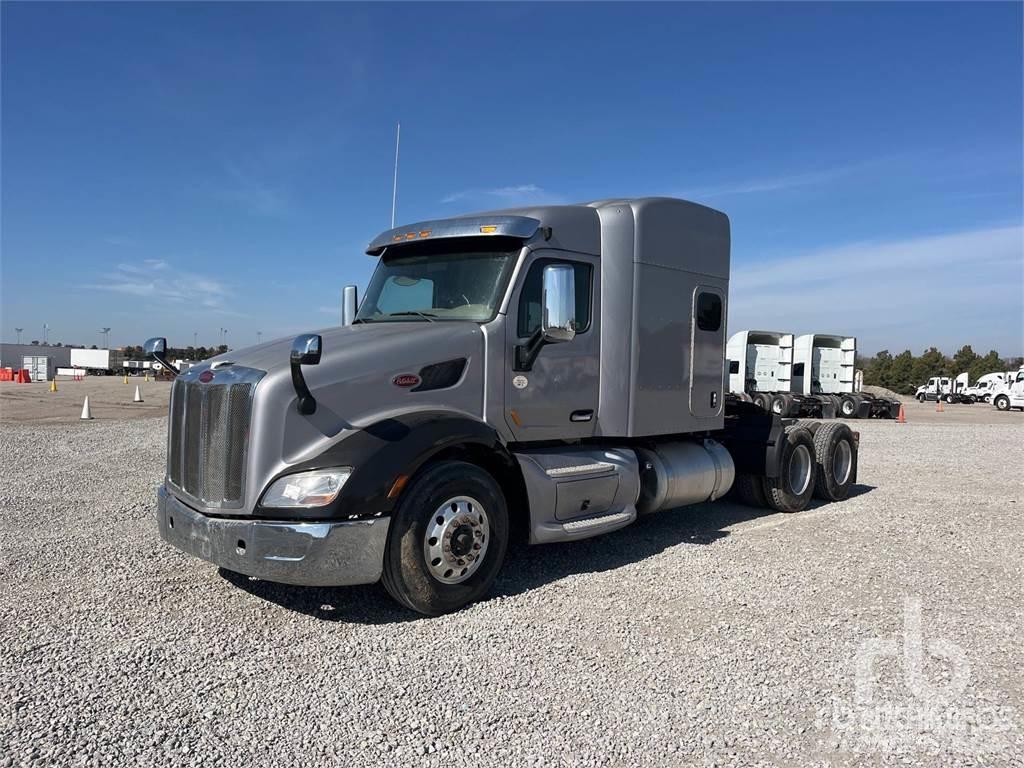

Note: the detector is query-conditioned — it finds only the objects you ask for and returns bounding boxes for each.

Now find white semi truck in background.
[726,331,900,419]
[991,367,1024,411]
[145,197,865,615]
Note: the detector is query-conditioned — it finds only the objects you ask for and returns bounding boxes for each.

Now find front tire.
[994,394,1011,411]
[382,460,508,616]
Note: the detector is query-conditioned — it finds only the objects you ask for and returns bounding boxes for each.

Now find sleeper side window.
[517,259,593,338]
[696,292,722,332]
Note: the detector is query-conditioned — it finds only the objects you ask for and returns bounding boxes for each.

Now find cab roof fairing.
[365,215,542,256]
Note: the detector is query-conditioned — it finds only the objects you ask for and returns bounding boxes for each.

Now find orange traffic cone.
[897,404,906,423]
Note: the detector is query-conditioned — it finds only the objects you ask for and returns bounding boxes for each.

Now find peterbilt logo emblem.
[198,370,214,383]
[392,374,420,388]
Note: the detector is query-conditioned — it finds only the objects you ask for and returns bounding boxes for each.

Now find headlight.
[261,468,352,508]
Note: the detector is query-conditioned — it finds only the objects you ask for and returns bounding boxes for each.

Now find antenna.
[391,121,401,228]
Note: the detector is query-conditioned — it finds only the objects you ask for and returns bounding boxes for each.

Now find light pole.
[15,328,23,344]
[223,329,228,350]
[257,331,262,345]
[193,331,198,350]
[43,323,49,344]
[100,327,111,348]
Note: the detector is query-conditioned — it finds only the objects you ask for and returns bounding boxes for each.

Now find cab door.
[504,251,599,441]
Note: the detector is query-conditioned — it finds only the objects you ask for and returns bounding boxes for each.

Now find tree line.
[861,345,1023,395]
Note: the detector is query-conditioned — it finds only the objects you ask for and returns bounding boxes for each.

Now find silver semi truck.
[146,198,860,615]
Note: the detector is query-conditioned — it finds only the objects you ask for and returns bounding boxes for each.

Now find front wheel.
[382,460,509,616]
[994,395,1011,411]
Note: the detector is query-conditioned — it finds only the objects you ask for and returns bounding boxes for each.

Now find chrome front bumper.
[157,485,390,587]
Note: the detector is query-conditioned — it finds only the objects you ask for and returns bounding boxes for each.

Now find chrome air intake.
[167,365,264,510]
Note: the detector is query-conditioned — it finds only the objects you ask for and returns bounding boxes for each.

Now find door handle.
[570,410,593,422]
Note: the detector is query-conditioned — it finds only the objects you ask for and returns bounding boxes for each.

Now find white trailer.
[70,348,124,375]
[793,334,900,419]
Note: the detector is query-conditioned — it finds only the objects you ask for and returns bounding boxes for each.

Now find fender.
[254,411,515,521]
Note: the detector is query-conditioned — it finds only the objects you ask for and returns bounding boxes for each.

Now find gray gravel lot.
[1,416,1021,767]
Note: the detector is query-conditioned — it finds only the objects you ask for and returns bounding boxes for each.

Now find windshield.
[356,239,520,323]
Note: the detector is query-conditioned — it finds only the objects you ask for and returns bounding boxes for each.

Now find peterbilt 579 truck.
[146,198,860,615]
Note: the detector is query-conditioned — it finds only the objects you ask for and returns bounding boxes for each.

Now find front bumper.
[157,485,390,587]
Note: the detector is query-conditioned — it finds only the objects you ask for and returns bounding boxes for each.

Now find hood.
[200,321,487,468]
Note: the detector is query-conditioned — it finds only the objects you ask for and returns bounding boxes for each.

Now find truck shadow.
[219,484,875,624]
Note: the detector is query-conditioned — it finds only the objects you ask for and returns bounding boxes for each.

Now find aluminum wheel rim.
[832,439,852,485]
[842,400,855,416]
[789,444,812,497]
[423,495,489,584]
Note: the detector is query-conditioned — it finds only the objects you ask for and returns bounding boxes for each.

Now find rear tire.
[753,392,772,412]
[731,473,768,508]
[761,425,816,513]
[772,393,794,417]
[840,395,858,418]
[382,460,508,616]
[810,422,857,501]
[994,394,1011,411]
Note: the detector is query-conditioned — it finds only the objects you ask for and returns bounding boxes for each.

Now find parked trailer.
[725,330,835,418]
[793,334,900,419]
[70,348,123,374]
[145,197,863,615]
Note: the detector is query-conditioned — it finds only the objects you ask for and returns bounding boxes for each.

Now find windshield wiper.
[385,311,438,322]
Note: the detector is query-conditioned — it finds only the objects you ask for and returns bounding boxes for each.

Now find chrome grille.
[167,367,262,509]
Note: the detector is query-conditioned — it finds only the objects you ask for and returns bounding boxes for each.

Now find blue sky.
[2,2,1021,355]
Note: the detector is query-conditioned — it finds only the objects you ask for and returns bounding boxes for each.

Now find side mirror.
[144,336,179,377]
[540,264,576,344]
[144,337,166,356]
[290,334,322,415]
[342,285,358,326]
[291,334,322,366]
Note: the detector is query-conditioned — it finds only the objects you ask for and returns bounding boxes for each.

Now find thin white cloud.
[680,167,853,200]
[441,184,555,205]
[87,260,236,313]
[728,225,1024,354]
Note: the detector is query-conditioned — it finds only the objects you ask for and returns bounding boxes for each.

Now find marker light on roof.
[480,225,497,233]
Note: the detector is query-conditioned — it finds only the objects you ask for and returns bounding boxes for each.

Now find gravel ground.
[0,378,172,424]
[1,416,1021,767]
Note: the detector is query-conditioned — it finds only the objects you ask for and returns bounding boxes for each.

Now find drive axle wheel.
[809,422,857,501]
[382,460,508,616]
[761,425,815,513]
[839,395,858,418]
[731,473,768,508]
[994,394,1011,411]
